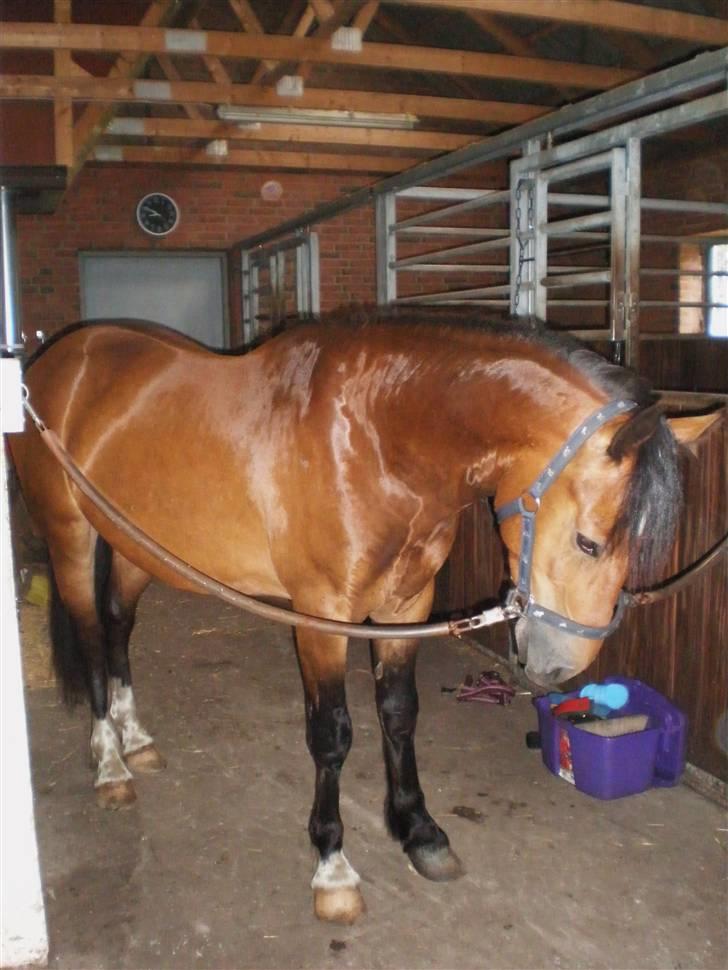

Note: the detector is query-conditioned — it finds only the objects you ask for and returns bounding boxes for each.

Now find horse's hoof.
[125,743,166,773]
[408,844,464,882]
[314,886,366,924]
[95,780,137,810]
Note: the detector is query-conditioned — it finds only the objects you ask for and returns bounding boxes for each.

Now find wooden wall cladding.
[436,401,728,782]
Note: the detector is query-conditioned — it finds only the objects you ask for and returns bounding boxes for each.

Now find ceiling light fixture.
[217,105,418,130]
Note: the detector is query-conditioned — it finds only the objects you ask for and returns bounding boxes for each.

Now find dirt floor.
[18,582,728,970]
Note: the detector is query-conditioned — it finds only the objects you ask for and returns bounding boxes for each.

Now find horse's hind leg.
[370,584,463,882]
[46,527,136,809]
[101,546,164,774]
[294,627,364,924]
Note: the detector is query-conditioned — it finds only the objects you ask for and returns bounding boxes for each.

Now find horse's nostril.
[549,667,570,685]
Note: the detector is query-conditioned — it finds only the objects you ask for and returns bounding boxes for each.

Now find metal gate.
[241,231,319,345]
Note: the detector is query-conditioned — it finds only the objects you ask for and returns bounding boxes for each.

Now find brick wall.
[16,163,378,348]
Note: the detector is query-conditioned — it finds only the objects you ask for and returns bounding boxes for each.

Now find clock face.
[136,193,180,236]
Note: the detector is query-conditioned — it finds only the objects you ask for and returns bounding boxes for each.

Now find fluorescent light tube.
[217,105,418,130]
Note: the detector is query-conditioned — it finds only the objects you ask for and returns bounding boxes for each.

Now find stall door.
[80,252,228,348]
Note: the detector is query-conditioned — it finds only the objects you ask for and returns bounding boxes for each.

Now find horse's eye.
[576,533,602,558]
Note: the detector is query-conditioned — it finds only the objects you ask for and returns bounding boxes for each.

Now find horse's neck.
[396,335,601,498]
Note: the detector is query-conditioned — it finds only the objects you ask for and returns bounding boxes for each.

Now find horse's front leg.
[370,584,463,882]
[295,627,365,924]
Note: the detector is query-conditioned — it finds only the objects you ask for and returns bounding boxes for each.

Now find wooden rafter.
[95,144,422,173]
[250,4,316,84]
[70,0,184,179]
[394,0,728,46]
[156,54,206,119]
[463,8,577,102]
[0,75,549,125]
[53,0,74,168]
[255,1,368,88]
[104,116,477,151]
[353,2,380,34]
[227,0,278,74]
[0,23,637,89]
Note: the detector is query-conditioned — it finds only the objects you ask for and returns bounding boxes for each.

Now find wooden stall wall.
[435,402,727,782]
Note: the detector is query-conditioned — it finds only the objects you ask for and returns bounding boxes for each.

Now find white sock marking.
[90,717,132,787]
[311,851,360,892]
[109,678,154,755]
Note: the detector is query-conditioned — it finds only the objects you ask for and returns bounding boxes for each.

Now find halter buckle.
[504,587,528,619]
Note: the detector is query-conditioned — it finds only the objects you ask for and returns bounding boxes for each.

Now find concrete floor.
[22,583,728,970]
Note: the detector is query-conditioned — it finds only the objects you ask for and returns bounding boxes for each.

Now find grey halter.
[495,398,639,640]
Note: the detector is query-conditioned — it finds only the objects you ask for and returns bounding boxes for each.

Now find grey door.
[80,252,228,348]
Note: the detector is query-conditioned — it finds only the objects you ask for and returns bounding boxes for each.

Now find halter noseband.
[495,398,638,640]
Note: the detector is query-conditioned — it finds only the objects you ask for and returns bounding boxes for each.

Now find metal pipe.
[549,192,728,216]
[397,283,513,302]
[393,234,511,269]
[543,270,612,288]
[396,187,488,201]
[392,190,510,232]
[544,211,613,234]
[0,186,22,355]
[396,226,507,238]
[397,263,508,273]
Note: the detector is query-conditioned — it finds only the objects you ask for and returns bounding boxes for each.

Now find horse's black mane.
[314,305,681,586]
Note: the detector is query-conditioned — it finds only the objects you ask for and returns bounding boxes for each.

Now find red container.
[533,676,687,799]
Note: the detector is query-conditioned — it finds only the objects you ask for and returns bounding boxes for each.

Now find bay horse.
[10,309,712,924]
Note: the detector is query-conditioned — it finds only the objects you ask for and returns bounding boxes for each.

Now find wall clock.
[136,192,180,237]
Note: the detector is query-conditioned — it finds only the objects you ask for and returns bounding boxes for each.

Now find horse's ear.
[607,404,663,462]
[666,411,722,455]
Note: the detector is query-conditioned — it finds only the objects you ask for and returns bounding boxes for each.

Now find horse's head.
[495,404,718,689]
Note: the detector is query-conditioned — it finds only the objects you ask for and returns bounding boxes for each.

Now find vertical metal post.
[624,138,642,369]
[295,233,320,317]
[533,173,548,320]
[376,191,396,305]
[308,232,320,316]
[241,249,253,345]
[1,186,23,354]
[296,238,309,316]
[609,147,628,358]
[510,138,542,318]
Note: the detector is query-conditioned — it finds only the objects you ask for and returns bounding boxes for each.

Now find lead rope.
[20,391,727,637]
[20,390,508,640]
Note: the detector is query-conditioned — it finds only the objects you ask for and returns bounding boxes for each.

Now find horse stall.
[1,5,727,970]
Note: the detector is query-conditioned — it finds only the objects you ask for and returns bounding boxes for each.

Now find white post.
[1,358,49,967]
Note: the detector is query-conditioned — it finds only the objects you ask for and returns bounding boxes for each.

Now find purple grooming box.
[533,676,687,799]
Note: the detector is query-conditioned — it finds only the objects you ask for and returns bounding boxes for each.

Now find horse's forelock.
[608,415,682,587]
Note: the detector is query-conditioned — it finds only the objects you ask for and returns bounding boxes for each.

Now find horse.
[9,308,713,924]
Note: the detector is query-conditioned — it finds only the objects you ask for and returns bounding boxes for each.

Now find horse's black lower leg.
[100,548,163,772]
[306,679,352,859]
[372,640,463,882]
[295,628,364,923]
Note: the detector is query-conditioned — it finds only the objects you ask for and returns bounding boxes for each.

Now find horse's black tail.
[49,534,113,708]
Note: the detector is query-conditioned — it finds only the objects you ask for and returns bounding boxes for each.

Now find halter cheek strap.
[495,398,638,640]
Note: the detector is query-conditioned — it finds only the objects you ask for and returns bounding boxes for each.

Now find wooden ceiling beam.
[53,0,74,168]
[250,4,316,84]
[0,74,549,124]
[256,1,368,88]
[70,0,185,180]
[353,2,380,35]
[156,54,206,119]
[227,0,277,73]
[394,1,728,47]
[105,116,478,150]
[0,22,637,88]
[93,144,422,173]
